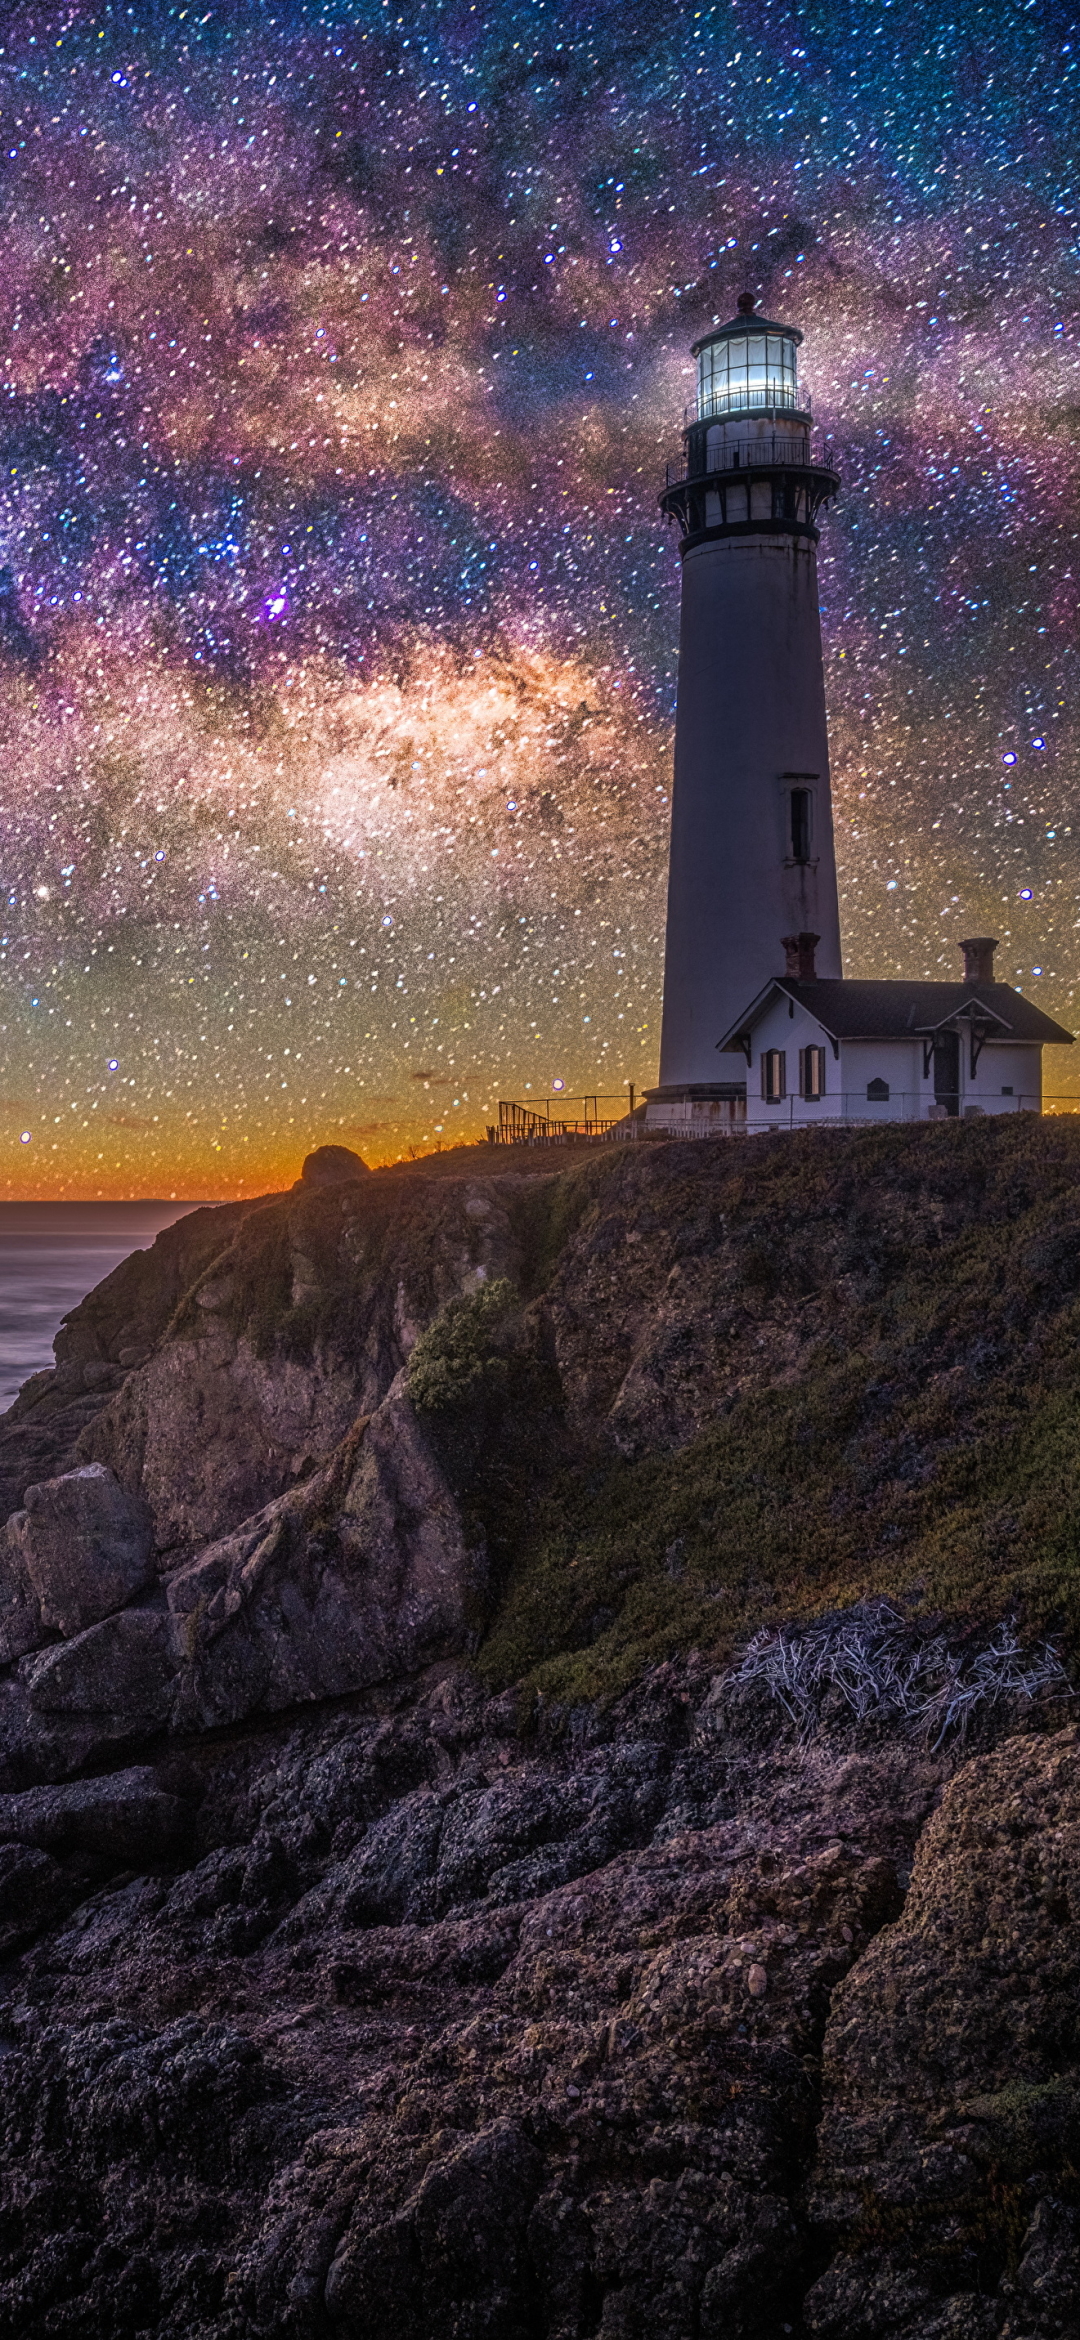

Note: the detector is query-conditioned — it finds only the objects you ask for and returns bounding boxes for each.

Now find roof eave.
[912,1002,1016,1038]
[714,978,1075,1053]
[715,979,807,1052]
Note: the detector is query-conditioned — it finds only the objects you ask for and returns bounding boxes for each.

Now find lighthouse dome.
[691,297,804,421]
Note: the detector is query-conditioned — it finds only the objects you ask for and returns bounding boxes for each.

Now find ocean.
[0,1202,205,1413]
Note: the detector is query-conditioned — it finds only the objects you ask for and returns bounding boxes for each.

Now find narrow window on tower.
[762,1049,786,1103]
[790,787,813,863]
[800,1045,826,1100]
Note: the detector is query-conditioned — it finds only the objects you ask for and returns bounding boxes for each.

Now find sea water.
[0,1202,204,1413]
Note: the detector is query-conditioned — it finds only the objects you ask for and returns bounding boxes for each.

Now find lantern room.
[692,295,805,422]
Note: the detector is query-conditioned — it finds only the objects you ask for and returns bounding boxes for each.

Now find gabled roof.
[717,979,1074,1053]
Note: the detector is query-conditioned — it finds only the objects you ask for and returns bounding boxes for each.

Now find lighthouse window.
[696,332,799,420]
[800,1046,826,1100]
[790,788,813,863]
[761,1049,787,1103]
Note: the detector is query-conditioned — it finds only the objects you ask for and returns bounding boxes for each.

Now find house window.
[933,1030,961,1118]
[1001,1085,1013,1096]
[789,787,813,863]
[867,1077,890,1101]
[761,1049,786,1102]
[800,1045,826,1100]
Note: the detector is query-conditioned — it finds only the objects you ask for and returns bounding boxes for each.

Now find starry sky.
[0,0,1076,1195]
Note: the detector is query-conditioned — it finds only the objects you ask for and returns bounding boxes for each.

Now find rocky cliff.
[1,1120,1080,2338]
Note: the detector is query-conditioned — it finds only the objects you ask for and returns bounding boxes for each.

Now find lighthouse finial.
[737,291,757,315]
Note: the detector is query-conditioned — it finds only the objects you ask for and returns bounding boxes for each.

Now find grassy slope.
[407,1119,1080,1706]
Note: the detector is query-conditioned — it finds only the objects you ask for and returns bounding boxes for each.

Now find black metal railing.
[664,434,827,490]
[491,1095,639,1146]
[644,1093,1074,1135]
[684,386,811,425]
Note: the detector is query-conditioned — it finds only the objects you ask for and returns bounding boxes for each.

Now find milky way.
[0,0,1076,1193]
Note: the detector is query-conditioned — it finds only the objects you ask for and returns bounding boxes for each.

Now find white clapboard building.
[644,298,1072,1133]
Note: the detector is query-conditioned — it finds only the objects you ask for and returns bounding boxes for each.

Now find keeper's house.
[686,932,1073,1135]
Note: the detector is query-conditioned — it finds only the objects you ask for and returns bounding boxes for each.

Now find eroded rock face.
[166,1375,484,1734]
[23,1610,176,1733]
[0,1765,191,1864]
[0,1379,482,1767]
[75,1175,521,1557]
[13,1462,153,1634]
[807,1726,1080,2339]
[0,1199,256,1527]
[0,1664,939,2340]
[80,1329,366,1561]
[0,1657,1077,2338]
[0,1517,42,1664]
[0,1462,154,1666]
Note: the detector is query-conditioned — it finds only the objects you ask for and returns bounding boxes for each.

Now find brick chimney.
[782,932,820,981]
[959,936,997,985]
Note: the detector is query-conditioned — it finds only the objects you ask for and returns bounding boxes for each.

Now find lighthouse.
[646,296,844,1132]
[640,296,1072,1136]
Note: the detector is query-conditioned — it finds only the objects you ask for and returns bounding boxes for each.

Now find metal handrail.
[492,1093,639,1146]
[646,1091,1073,1136]
[684,387,811,426]
[493,1085,645,1141]
[664,434,833,491]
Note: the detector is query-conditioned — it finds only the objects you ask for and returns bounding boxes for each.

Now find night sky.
[0,0,1076,1194]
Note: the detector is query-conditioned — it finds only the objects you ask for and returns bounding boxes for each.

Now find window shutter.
[762,1049,786,1102]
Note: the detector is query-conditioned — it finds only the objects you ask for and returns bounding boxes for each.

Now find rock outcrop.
[7,1463,153,1640]
[1,1120,1080,2335]
[165,1373,485,1734]
[0,1198,257,1528]
[806,1725,1080,2338]
[0,1663,1076,2339]
[0,1380,482,1778]
[299,1142,371,1186]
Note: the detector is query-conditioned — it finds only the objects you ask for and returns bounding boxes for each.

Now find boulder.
[300,1143,370,1186]
[10,1463,154,1636]
[0,1519,44,1663]
[22,1610,175,1735]
[0,1765,191,1863]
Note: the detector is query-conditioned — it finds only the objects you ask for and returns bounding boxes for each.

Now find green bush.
[406,1278,520,1416]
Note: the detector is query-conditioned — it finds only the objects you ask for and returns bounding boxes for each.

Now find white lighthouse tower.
[646,296,844,1132]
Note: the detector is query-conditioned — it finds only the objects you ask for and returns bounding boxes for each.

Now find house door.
[934,1030,961,1117]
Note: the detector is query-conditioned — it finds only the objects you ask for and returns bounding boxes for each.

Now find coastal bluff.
[1,1120,1080,2338]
